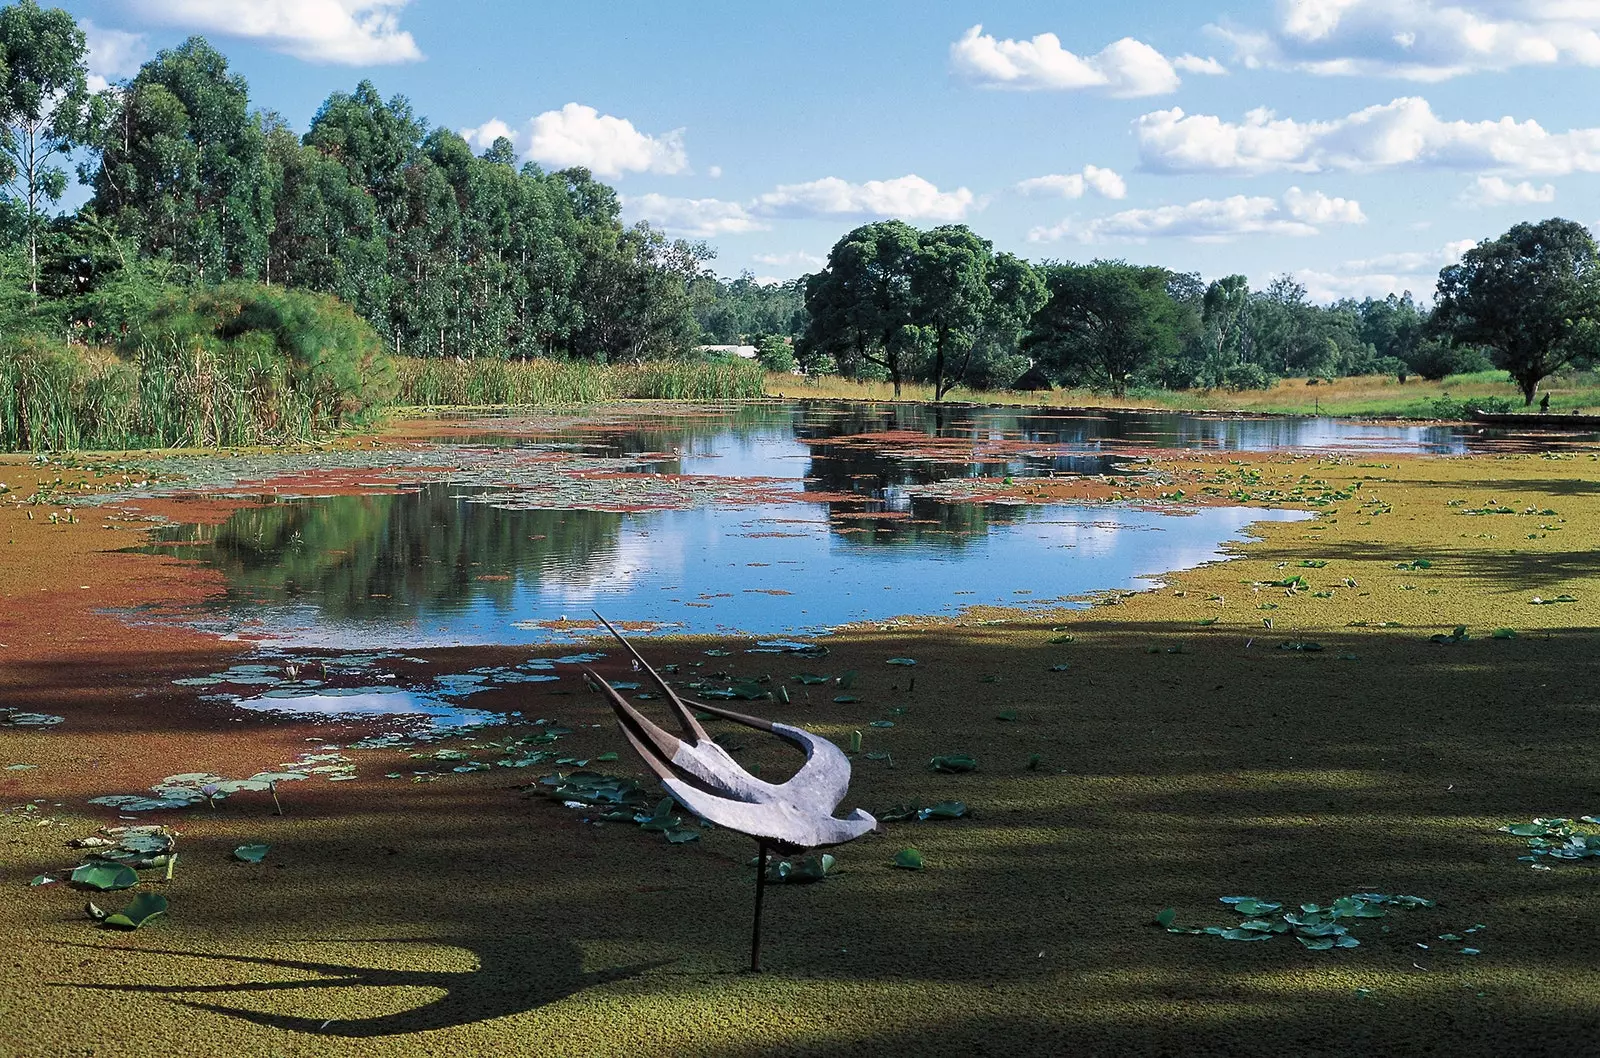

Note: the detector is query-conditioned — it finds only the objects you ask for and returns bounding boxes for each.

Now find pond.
[125,402,1498,651]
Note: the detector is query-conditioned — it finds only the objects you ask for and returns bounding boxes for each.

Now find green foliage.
[0,283,393,451]
[1434,218,1600,404]
[1027,260,1191,396]
[693,272,807,342]
[753,334,796,373]
[133,283,396,427]
[0,0,88,292]
[396,355,763,406]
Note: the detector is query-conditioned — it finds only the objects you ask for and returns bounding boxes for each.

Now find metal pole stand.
[750,840,770,973]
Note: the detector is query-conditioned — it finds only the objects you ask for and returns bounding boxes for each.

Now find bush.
[1428,395,1517,419]
[1222,363,1273,391]
[753,334,797,373]
[1407,340,1493,381]
[130,284,396,430]
[1375,355,1409,382]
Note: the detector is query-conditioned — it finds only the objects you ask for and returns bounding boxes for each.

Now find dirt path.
[3,448,1600,1057]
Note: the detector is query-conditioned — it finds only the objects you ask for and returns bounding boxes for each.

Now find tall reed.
[0,336,320,451]
[396,357,766,406]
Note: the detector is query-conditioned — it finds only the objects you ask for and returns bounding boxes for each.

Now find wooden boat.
[1472,410,1600,430]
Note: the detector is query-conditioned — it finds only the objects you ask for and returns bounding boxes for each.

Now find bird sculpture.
[584,614,876,970]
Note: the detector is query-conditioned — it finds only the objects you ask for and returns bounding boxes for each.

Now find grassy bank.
[397,356,766,407]
[769,369,1600,418]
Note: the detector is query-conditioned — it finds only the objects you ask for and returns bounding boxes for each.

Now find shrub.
[1222,363,1273,391]
[130,284,396,429]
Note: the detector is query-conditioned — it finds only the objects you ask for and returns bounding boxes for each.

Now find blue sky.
[57,1,1600,302]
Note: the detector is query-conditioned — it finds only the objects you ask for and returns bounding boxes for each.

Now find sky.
[54,0,1600,302]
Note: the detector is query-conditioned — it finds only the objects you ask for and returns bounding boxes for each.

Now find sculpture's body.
[584,614,876,969]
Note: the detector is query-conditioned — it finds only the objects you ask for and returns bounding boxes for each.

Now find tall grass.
[396,357,766,406]
[765,369,1600,418]
[0,335,324,451]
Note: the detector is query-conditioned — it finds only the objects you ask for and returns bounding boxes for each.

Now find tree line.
[794,218,1600,404]
[1,0,1595,408]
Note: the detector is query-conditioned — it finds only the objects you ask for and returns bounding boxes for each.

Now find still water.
[134,402,1497,648]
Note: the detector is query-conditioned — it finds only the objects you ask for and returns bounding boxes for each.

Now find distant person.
[1540,392,1551,413]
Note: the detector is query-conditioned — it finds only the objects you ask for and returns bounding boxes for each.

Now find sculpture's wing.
[591,612,708,743]
[769,722,854,814]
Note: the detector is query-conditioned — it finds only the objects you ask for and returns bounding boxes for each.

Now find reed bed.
[765,369,1599,418]
[0,337,323,452]
[396,356,766,407]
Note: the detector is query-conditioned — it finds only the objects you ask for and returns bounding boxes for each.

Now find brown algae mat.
[3,449,1600,1056]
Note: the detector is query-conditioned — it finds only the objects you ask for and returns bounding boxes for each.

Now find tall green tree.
[1025,261,1185,396]
[86,37,269,282]
[1433,218,1600,404]
[802,220,921,395]
[0,0,86,294]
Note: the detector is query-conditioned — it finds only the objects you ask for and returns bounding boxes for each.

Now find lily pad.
[233,845,269,864]
[71,862,138,891]
[103,892,168,930]
[928,754,977,774]
[893,848,924,871]
[885,658,917,666]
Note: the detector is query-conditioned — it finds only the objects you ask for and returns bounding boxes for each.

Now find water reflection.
[137,401,1544,648]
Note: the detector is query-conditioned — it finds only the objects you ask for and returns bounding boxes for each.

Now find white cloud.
[950,24,1187,96]
[1295,237,1477,302]
[1282,186,1367,224]
[130,0,421,64]
[525,104,687,178]
[1459,174,1557,207]
[1216,0,1600,81]
[83,21,149,92]
[752,251,827,268]
[708,165,723,178]
[754,175,975,221]
[1029,187,1365,243]
[1016,165,1127,200]
[1136,97,1600,176]
[1173,54,1229,75]
[459,119,514,152]
[622,194,766,237]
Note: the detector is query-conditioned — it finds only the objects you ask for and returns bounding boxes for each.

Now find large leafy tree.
[802,220,921,395]
[908,226,1046,400]
[1025,261,1186,396]
[0,0,87,294]
[1433,218,1600,404]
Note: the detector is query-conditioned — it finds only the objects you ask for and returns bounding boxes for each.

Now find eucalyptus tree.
[0,0,87,294]
[86,36,269,283]
[1434,218,1600,404]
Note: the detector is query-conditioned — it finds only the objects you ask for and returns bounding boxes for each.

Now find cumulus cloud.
[130,0,421,64]
[1016,165,1127,200]
[622,194,766,237]
[459,119,514,152]
[950,24,1199,96]
[524,104,687,177]
[1282,186,1367,224]
[1459,174,1557,207]
[83,21,148,92]
[1295,237,1477,302]
[752,251,827,268]
[1216,0,1600,81]
[1173,53,1229,75]
[1136,97,1600,176]
[1028,187,1364,243]
[754,175,975,222]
